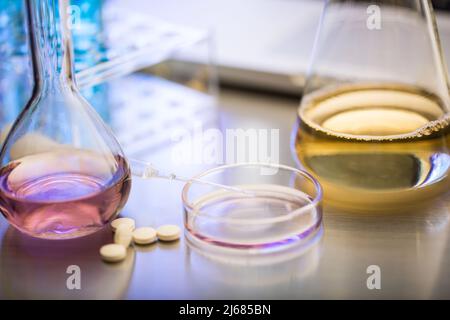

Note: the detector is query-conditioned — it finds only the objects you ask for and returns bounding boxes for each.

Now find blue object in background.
[0,0,110,132]
[70,0,106,72]
[69,0,110,123]
[0,0,32,132]
[0,0,28,57]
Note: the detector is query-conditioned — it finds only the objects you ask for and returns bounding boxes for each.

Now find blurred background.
[434,0,450,9]
[2,0,450,155]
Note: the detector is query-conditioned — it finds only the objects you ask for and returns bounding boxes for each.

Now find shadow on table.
[317,193,450,299]
[0,226,135,299]
[184,226,323,299]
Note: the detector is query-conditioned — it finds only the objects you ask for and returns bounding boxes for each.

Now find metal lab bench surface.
[1,88,450,299]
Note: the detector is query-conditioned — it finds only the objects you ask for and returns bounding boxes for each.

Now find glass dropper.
[129,158,255,195]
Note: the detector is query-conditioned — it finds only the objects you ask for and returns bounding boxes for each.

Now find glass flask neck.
[26,0,76,94]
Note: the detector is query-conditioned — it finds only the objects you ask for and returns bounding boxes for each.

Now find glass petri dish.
[182,163,323,254]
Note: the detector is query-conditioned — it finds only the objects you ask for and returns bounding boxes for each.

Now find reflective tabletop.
[1,87,450,299]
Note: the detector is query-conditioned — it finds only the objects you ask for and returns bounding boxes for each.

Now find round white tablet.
[157,225,181,241]
[114,224,133,247]
[100,244,127,262]
[133,227,157,245]
[111,217,135,232]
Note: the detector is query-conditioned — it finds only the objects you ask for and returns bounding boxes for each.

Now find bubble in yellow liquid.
[295,84,450,212]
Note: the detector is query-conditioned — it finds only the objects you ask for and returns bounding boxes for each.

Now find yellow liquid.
[295,84,450,211]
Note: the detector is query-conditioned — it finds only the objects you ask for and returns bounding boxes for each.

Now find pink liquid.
[0,155,131,239]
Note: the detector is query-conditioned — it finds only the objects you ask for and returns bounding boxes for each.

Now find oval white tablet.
[133,227,157,245]
[111,217,135,232]
[114,224,133,247]
[100,244,127,262]
[157,225,181,241]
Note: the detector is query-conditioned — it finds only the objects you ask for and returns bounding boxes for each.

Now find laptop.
[125,0,450,95]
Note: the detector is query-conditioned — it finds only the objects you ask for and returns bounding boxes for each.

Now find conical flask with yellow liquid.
[294,0,450,211]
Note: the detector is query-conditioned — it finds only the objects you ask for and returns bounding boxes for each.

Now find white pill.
[157,225,181,241]
[114,224,133,247]
[100,244,127,262]
[111,217,135,232]
[133,227,157,245]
